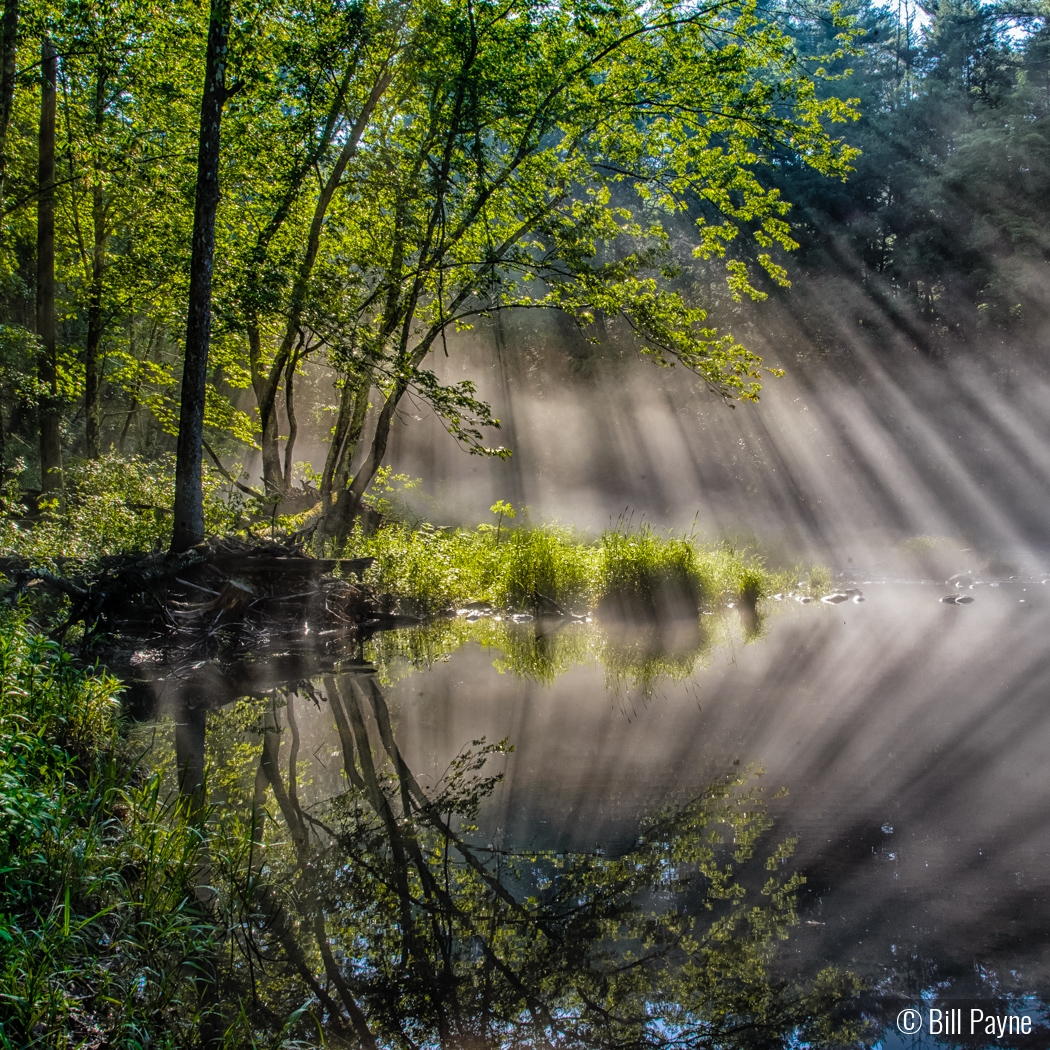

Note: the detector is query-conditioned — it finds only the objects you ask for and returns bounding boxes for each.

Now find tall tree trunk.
[247,322,283,494]
[314,379,370,548]
[172,0,235,552]
[84,189,104,458]
[0,0,17,204]
[326,381,403,543]
[37,38,61,496]
[84,67,107,459]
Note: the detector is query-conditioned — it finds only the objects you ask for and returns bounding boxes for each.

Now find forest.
[1,0,1048,1046]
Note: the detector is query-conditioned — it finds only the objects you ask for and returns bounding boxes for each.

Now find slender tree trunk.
[315,379,370,548]
[326,381,402,542]
[117,397,136,455]
[332,381,370,492]
[247,322,284,494]
[0,0,17,204]
[37,38,61,496]
[84,200,104,458]
[282,346,300,486]
[253,72,390,496]
[84,68,107,459]
[319,380,357,507]
[172,0,234,551]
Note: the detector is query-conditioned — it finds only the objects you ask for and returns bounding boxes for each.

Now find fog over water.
[213,282,1050,1031]
[265,580,1050,1001]
[372,285,1050,575]
[347,289,1050,996]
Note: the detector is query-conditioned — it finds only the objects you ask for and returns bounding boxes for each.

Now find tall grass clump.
[0,608,234,1047]
[354,521,500,611]
[351,520,597,613]
[352,513,795,620]
[597,528,707,617]
[492,526,596,612]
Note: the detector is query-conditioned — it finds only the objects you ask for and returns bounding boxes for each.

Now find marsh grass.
[350,519,804,617]
[354,518,821,693]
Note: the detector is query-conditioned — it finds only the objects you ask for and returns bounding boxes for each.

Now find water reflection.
[366,610,738,695]
[141,581,1050,1044]
[181,673,864,1047]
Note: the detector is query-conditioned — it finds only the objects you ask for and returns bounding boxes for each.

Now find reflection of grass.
[368,605,763,694]
[352,519,804,615]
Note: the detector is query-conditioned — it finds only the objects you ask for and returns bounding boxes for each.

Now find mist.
[330,278,1050,578]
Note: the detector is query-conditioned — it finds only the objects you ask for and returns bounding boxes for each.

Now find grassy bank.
[0,456,826,631]
[0,609,227,1047]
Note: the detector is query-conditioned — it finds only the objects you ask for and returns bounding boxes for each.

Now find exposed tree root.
[0,536,418,713]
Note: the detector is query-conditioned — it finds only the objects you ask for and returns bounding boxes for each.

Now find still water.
[147,577,1050,1047]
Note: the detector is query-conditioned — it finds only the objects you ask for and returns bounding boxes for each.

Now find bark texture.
[84,67,107,459]
[172,0,234,551]
[0,0,17,202]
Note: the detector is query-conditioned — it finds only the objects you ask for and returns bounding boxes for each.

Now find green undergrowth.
[347,520,807,616]
[0,608,237,1048]
[0,454,242,566]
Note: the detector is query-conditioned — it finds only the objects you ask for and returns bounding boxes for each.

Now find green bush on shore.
[0,454,240,566]
[0,456,816,624]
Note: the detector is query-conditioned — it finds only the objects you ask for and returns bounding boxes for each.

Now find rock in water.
[821,593,849,604]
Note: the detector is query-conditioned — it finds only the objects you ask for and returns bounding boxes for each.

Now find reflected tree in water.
[181,673,865,1048]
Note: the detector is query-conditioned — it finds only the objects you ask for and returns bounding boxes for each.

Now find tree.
[37,35,59,494]
[223,0,407,498]
[290,0,861,544]
[0,0,18,206]
[172,0,238,552]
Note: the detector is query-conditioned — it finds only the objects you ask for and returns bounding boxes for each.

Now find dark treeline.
[768,0,1050,342]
